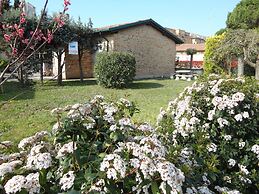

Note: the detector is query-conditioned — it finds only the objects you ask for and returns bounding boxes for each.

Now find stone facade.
[53,21,179,79]
[108,25,176,78]
[64,50,93,79]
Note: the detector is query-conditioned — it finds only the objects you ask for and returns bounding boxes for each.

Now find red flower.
[12,47,18,55]
[22,39,29,45]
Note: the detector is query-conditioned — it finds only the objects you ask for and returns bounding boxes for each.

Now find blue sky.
[26,0,240,36]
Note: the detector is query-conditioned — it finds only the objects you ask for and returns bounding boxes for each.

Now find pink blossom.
[64,0,71,7]
[4,34,11,42]
[12,47,18,55]
[47,31,53,43]
[20,17,26,24]
[22,39,29,45]
[17,28,24,38]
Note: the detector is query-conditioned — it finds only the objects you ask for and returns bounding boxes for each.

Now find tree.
[203,34,227,74]
[1,0,10,13]
[186,48,197,70]
[226,0,259,29]
[13,0,20,9]
[49,15,74,85]
[0,0,71,88]
[228,29,259,79]
[71,17,94,82]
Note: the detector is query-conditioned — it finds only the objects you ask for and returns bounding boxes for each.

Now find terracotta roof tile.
[176,43,205,52]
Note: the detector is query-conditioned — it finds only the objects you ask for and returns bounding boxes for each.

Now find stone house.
[53,19,183,79]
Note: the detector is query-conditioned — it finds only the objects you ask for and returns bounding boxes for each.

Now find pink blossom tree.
[0,0,71,88]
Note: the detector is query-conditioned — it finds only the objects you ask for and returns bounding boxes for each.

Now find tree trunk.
[190,54,193,70]
[0,73,3,93]
[18,65,24,86]
[78,49,84,82]
[255,65,259,80]
[57,52,63,86]
[40,57,44,85]
[237,57,244,77]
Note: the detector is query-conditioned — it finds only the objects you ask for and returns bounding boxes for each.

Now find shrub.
[157,75,259,193]
[94,52,136,88]
[0,96,184,193]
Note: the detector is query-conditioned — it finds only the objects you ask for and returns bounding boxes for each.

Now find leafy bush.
[94,52,136,88]
[157,75,259,193]
[0,96,184,193]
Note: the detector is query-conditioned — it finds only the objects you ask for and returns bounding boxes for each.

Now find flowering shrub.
[157,75,259,193]
[0,96,184,193]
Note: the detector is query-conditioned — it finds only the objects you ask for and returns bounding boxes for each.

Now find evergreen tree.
[226,0,259,29]
[14,0,20,9]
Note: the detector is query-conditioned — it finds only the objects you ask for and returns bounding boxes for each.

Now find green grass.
[0,79,192,143]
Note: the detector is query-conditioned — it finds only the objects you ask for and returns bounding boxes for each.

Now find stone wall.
[110,24,176,78]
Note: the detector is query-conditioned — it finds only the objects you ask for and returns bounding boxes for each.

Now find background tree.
[1,0,10,13]
[186,48,197,70]
[13,0,20,9]
[49,15,74,85]
[71,17,94,82]
[226,0,259,29]
[203,33,226,74]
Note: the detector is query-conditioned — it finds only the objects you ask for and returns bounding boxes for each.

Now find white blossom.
[224,135,232,141]
[232,92,245,102]
[234,114,243,122]
[239,141,246,149]
[238,164,249,175]
[4,175,26,194]
[57,142,77,158]
[217,118,229,128]
[0,160,22,177]
[60,171,75,191]
[228,159,236,167]
[207,143,217,152]
[27,152,52,170]
[251,144,259,159]
[242,111,249,119]
[25,173,40,194]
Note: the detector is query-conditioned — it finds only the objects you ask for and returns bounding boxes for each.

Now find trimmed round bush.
[157,75,259,193]
[94,52,136,88]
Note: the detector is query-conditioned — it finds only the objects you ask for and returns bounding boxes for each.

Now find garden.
[0,0,259,193]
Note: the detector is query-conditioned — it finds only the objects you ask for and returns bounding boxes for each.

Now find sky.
[25,0,240,36]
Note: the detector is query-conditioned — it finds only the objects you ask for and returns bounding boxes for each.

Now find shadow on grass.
[0,81,35,102]
[129,82,164,89]
[41,79,97,87]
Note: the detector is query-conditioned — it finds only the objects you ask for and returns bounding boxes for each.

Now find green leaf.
[151,181,160,194]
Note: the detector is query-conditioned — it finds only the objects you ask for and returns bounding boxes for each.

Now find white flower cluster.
[100,154,126,180]
[97,135,184,194]
[186,186,214,194]
[26,144,52,170]
[215,186,241,194]
[0,160,22,177]
[137,122,155,132]
[251,144,259,159]
[57,141,77,158]
[18,131,49,150]
[207,143,217,153]
[119,98,132,107]
[4,173,40,194]
[89,179,107,194]
[59,171,75,191]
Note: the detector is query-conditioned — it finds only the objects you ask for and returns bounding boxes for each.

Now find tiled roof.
[176,43,205,52]
[93,19,184,44]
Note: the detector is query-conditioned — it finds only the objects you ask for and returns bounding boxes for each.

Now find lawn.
[0,79,192,143]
